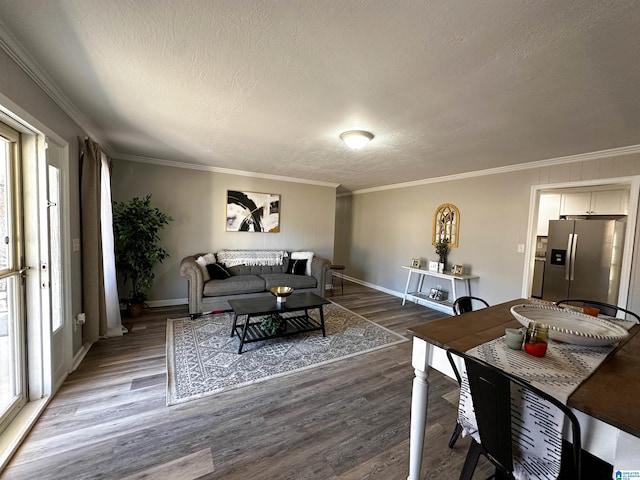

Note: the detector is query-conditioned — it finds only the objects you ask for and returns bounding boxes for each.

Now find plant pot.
[127,302,144,318]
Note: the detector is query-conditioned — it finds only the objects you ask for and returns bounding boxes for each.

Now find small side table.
[330,265,345,295]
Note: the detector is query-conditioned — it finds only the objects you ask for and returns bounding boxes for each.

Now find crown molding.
[345,144,640,196]
[2,20,637,195]
[0,19,113,152]
[114,154,340,188]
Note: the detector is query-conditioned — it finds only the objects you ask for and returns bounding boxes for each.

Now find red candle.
[524,341,547,357]
[524,322,549,357]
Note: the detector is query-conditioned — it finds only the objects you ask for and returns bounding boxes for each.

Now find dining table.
[406,298,640,480]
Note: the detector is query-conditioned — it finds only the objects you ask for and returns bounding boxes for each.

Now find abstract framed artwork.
[226,190,280,232]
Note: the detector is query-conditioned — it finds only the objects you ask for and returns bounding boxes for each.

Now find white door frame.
[45,138,72,392]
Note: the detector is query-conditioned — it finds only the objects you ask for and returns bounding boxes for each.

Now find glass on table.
[524,321,548,357]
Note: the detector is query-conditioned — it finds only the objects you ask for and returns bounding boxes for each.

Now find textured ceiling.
[1,0,639,192]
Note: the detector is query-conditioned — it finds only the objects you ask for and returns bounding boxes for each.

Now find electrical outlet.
[436,284,442,290]
[517,243,525,253]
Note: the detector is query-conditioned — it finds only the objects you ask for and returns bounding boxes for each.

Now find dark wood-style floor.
[2,282,494,479]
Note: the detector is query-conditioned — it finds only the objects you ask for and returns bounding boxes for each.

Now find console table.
[401,266,478,314]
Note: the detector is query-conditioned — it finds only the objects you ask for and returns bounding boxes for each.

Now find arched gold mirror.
[432,203,459,247]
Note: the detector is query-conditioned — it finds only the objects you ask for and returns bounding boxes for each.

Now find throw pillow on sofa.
[195,252,217,281]
[291,251,314,276]
[286,259,307,275]
[206,262,232,280]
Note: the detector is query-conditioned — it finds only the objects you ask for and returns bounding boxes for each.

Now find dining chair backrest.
[447,296,490,449]
[446,349,582,480]
[554,299,640,324]
[452,296,489,316]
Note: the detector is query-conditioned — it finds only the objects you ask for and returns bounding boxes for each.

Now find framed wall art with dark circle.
[226,190,280,232]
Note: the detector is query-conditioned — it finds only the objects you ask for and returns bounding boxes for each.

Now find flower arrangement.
[434,239,449,261]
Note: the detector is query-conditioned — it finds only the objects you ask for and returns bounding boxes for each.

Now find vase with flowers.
[434,239,449,273]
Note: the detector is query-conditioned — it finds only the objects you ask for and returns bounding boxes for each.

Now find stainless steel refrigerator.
[542,219,625,303]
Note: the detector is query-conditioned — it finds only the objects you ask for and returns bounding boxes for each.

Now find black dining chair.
[446,348,583,480]
[554,299,640,324]
[452,296,490,316]
[448,295,490,448]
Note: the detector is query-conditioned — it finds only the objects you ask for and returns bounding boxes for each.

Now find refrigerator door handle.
[565,234,573,281]
[570,234,578,281]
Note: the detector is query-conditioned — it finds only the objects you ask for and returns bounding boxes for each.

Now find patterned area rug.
[166,302,407,405]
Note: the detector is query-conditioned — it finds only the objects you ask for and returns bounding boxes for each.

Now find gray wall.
[335,154,640,313]
[111,160,337,303]
[0,48,85,354]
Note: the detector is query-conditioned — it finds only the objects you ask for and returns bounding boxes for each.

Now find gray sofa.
[180,251,332,314]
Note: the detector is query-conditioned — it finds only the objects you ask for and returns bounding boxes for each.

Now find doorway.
[524,178,639,310]
[0,115,71,437]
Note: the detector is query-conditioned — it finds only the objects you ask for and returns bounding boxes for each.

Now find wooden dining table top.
[408,298,640,438]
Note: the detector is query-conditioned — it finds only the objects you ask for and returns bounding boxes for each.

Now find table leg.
[402,270,413,305]
[318,305,326,336]
[451,277,458,302]
[230,313,239,337]
[238,314,250,354]
[408,338,431,480]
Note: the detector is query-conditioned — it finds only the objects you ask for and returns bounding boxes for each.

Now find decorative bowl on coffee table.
[270,286,294,303]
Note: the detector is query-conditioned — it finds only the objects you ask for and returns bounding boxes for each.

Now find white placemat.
[458,337,615,479]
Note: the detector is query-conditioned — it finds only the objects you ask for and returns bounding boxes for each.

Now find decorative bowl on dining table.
[510,303,629,346]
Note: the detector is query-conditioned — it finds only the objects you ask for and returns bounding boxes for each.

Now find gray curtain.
[80,138,107,342]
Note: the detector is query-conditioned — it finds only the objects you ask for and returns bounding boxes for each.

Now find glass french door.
[0,121,27,432]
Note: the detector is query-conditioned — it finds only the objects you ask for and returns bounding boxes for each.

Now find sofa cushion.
[203,275,265,297]
[286,258,307,275]
[260,273,317,291]
[228,264,287,276]
[206,262,231,280]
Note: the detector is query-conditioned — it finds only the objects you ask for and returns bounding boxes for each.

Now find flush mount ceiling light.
[340,130,374,150]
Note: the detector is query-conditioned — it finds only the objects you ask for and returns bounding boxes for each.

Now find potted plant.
[113,194,172,317]
[260,314,286,335]
[434,238,449,273]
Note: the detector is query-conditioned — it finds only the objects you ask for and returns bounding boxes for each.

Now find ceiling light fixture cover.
[340,130,374,150]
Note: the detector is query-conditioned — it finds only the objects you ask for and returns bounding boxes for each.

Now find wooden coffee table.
[228,292,330,354]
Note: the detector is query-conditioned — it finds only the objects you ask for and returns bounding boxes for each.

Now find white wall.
[335,154,640,312]
[111,160,337,303]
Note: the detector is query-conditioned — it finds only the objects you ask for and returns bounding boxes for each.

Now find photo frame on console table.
[428,288,447,301]
[226,190,280,232]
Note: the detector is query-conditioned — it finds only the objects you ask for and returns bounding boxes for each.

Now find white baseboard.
[339,274,404,298]
[331,274,452,314]
[145,298,188,308]
[71,342,92,372]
